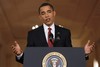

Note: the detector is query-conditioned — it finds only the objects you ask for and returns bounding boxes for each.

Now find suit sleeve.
[65,30,72,47]
[16,54,24,64]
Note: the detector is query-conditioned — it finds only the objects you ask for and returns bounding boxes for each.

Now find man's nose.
[45,13,49,18]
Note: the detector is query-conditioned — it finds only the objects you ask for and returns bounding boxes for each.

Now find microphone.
[49,33,54,43]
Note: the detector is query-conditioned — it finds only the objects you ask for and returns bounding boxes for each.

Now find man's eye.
[47,10,52,13]
[41,12,45,15]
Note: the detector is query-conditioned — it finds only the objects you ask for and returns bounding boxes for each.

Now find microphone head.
[49,33,53,40]
[49,33,54,44]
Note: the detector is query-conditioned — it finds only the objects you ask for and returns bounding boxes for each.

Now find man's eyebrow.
[48,10,51,11]
[40,11,44,13]
[47,10,52,11]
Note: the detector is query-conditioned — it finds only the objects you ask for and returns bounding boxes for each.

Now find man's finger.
[12,43,15,46]
[14,41,19,46]
[15,41,18,44]
[91,46,95,52]
[11,46,16,52]
[92,42,95,46]
[13,50,17,55]
[11,45,14,48]
[11,45,15,50]
[86,40,91,46]
[92,42,95,49]
[11,47,15,50]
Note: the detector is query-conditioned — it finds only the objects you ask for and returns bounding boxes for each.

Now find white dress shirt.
[43,23,55,42]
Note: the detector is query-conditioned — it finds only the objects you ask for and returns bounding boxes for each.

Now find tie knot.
[48,28,52,31]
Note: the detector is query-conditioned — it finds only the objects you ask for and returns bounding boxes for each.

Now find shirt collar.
[43,23,55,40]
[43,23,55,31]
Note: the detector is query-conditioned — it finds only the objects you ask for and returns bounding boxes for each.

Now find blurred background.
[0,0,100,67]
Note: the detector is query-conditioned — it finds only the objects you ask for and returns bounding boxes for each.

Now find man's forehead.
[40,6,53,11]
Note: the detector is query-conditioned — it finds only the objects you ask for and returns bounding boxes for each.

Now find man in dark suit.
[11,3,95,64]
[27,25,72,47]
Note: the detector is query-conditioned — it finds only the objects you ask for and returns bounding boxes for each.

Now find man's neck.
[43,24,54,28]
[43,23,54,27]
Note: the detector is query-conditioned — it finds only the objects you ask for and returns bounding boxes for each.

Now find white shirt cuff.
[16,53,23,60]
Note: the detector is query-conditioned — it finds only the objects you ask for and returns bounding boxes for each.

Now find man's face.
[39,5,56,26]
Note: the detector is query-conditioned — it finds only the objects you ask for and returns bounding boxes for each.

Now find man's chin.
[45,22,53,26]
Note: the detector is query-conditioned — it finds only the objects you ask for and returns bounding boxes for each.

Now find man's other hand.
[11,41,23,56]
[84,40,95,55]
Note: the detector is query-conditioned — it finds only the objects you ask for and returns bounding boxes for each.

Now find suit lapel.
[39,25,48,47]
[54,25,61,46]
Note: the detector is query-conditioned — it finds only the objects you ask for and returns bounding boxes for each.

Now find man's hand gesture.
[11,41,23,56]
[84,40,95,55]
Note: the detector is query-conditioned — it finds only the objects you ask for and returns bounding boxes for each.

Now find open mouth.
[45,18,50,22]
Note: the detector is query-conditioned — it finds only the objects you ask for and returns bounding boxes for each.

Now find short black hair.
[38,2,54,14]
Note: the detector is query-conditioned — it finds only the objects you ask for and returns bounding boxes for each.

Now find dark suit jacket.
[16,25,72,64]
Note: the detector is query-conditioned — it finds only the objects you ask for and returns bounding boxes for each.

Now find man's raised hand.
[84,40,95,54]
[11,41,23,56]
